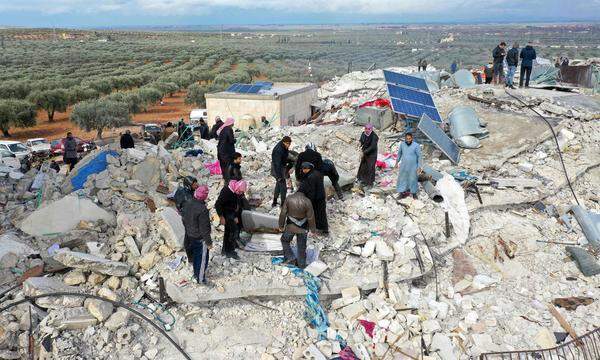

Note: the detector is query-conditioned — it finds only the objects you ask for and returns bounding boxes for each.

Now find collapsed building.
[0,64,599,360]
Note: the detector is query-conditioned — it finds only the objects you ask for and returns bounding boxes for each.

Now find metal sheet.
[570,205,600,249]
[453,69,476,89]
[383,70,429,91]
[448,106,488,139]
[417,114,460,164]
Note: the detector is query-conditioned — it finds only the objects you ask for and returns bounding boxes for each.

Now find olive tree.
[185,84,209,107]
[70,99,130,139]
[0,99,37,137]
[68,86,100,104]
[137,87,163,106]
[27,88,69,122]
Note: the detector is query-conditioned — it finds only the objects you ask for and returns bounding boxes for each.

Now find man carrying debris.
[174,176,199,213]
[492,42,507,85]
[506,42,519,89]
[519,43,537,88]
[395,133,422,199]
[357,123,378,187]
[299,162,328,234]
[278,189,316,268]
[217,117,236,182]
[321,159,344,200]
[294,142,323,182]
[271,136,292,207]
[182,185,213,285]
[63,132,78,172]
[120,130,135,149]
[209,116,223,139]
[215,180,248,259]
[226,152,243,184]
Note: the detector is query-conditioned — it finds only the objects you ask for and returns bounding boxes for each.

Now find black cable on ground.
[0,292,192,360]
[505,90,580,206]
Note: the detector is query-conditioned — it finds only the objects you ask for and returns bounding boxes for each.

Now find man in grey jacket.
[182,185,213,284]
[278,190,316,269]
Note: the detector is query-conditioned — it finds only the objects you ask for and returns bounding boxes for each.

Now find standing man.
[278,189,316,268]
[120,130,135,149]
[299,162,328,234]
[506,43,519,89]
[174,176,199,213]
[182,185,213,285]
[177,118,186,139]
[492,42,507,85]
[271,136,292,207]
[321,159,344,200]
[395,133,422,199]
[217,117,236,182]
[197,119,210,140]
[421,59,428,71]
[357,124,378,187]
[519,43,537,88]
[63,132,78,172]
[450,61,458,74]
[226,152,243,184]
[209,117,223,139]
[294,143,323,183]
[215,180,248,259]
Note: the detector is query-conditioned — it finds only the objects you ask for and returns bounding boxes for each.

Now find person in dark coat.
[226,152,243,184]
[63,132,78,172]
[357,124,378,187]
[120,130,135,149]
[294,142,323,182]
[298,162,328,234]
[484,63,494,84]
[209,117,223,139]
[216,117,236,182]
[197,119,210,140]
[278,189,316,269]
[492,42,507,84]
[177,118,186,139]
[271,136,292,207]
[182,186,213,284]
[321,159,344,199]
[174,176,198,213]
[505,43,519,89]
[215,180,248,259]
[519,43,537,88]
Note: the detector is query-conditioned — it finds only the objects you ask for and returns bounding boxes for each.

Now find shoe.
[225,251,240,260]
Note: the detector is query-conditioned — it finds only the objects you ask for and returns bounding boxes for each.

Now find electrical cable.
[505,90,580,206]
[0,292,192,360]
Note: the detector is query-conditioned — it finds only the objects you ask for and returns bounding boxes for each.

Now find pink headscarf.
[364,123,374,136]
[194,185,209,201]
[228,180,248,195]
[216,117,235,136]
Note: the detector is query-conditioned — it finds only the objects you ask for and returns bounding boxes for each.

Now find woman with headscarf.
[215,179,248,259]
[357,123,379,187]
[182,186,212,285]
[217,117,236,182]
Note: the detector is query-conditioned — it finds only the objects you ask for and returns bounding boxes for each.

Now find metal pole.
[445,212,450,238]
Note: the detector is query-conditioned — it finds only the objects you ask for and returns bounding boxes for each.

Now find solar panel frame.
[383,70,429,92]
[417,114,460,164]
[226,83,243,92]
[390,98,442,122]
[387,84,435,107]
[246,85,264,94]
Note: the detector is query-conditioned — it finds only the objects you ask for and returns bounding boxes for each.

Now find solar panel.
[387,84,435,107]
[226,83,243,92]
[418,114,460,164]
[383,70,429,92]
[237,84,253,93]
[246,85,264,94]
[254,81,273,89]
[390,98,442,122]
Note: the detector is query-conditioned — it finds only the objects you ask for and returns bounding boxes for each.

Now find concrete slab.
[0,233,36,260]
[53,250,130,276]
[23,277,83,309]
[157,207,185,250]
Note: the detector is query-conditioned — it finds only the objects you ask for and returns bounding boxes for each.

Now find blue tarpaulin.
[70,150,119,191]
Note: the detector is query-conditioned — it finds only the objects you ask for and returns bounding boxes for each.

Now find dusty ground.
[8,91,193,142]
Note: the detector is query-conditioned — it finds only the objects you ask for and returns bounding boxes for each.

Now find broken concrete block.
[98,287,118,301]
[50,307,98,330]
[126,148,147,162]
[63,270,87,286]
[535,328,556,348]
[53,250,130,277]
[23,277,82,309]
[104,309,130,331]
[0,233,35,261]
[303,344,326,360]
[341,302,365,321]
[138,251,158,270]
[105,276,121,290]
[361,240,376,257]
[132,156,161,188]
[304,260,328,277]
[88,273,106,286]
[86,299,114,322]
[19,195,115,236]
[518,162,534,173]
[341,286,361,305]
[157,207,185,250]
[375,241,394,261]
[431,333,456,360]
[123,235,140,257]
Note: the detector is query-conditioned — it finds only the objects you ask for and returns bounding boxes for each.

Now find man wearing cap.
[294,142,324,182]
[299,162,328,234]
[182,185,213,284]
[278,189,316,268]
[357,123,379,187]
[174,176,199,213]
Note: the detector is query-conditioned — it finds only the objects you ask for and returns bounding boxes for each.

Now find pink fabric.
[204,160,222,175]
[364,123,374,136]
[228,180,248,194]
[339,347,358,360]
[359,319,376,338]
[194,185,209,201]
[216,117,235,136]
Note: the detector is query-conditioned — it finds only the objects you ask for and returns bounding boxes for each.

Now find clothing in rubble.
[214,180,248,258]
[294,147,324,182]
[120,132,134,149]
[396,140,422,195]
[321,159,344,199]
[182,186,212,284]
[299,166,328,233]
[217,118,236,182]
[271,139,290,206]
[278,191,316,269]
[357,125,378,186]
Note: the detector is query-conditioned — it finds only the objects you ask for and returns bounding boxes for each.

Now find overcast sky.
[0,0,598,27]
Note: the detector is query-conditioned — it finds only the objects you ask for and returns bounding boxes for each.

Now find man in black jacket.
[519,43,537,88]
[357,124,378,187]
[215,180,248,259]
[174,176,198,213]
[217,118,236,182]
[120,130,135,149]
[492,42,507,85]
[505,43,519,89]
[209,117,223,139]
[271,136,292,207]
[294,142,323,182]
[197,119,210,140]
[182,186,212,284]
[63,132,79,172]
[299,162,328,234]
[226,152,243,184]
[321,159,344,200]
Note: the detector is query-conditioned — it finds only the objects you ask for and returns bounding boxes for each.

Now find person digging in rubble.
[209,116,223,139]
[215,179,248,259]
[492,42,507,85]
[278,189,316,269]
[321,159,344,200]
[63,132,78,173]
[217,117,236,182]
[174,176,199,213]
[182,185,213,285]
[294,142,323,183]
[120,130,135,149]
[271,136,292,207]
[395,133,422,199]
[298,162,328,234]
[357,123,378,187]
[226,152,243,185]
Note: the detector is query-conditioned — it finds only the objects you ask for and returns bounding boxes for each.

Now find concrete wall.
[280,87,318,126]
[206,97,281,128]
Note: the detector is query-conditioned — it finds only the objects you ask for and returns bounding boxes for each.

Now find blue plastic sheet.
[70,150,119,191]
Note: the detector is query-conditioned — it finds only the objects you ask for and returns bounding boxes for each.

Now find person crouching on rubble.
[395,133,422,199]
[278,189,316,269]
[357,123,378,188]
[299,162,328,235]
[174,176,199,213]
[215,179,248,260]
[182,185,213,285]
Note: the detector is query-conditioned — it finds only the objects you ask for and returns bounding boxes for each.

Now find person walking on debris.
[120,130,135,149]
[506,42,519,89]
[174,176,199,213]
[492,42,507,85]
[197,119,210,140]
[182,185,213,285]
[294,142,323,182]
[278,189,316,268]
[357,123,378,187]
[226,152,243,184]
[210,116,223,139]
[217,117,236,182]
[395,133,422,199]
[271,136,292,207]
[215,179,248,259]
[299,162,328,234]
[519,42,537,88]
[321,159,344,200]
[63,132,78,173]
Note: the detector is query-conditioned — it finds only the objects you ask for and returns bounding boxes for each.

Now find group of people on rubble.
[487,41,537,88]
